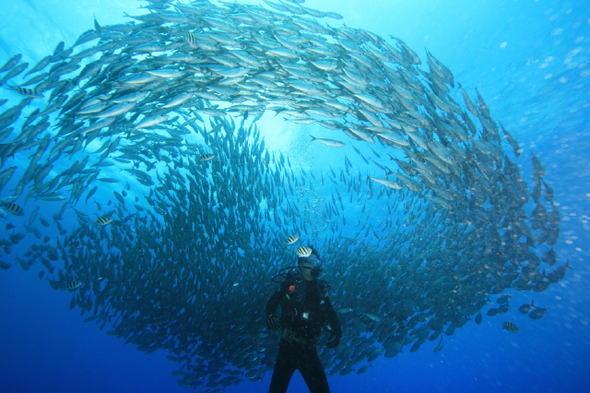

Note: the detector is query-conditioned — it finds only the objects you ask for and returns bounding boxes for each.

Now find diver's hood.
[298,254,323,278]
[298,254,322,268]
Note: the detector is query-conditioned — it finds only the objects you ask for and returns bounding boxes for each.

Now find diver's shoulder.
[316,279,331,295]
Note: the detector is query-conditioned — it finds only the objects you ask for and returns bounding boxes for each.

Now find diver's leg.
[269,341,297,393]
[298,347,330,393]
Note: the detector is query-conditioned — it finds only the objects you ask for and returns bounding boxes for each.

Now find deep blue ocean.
[0,0,589,392]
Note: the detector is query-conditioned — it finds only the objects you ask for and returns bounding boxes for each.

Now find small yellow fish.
[66,281,83,291]
[96,216,114,226]
[502,322,519,333]
[4,202,24,216]
[199,154,215,161]
[286,235,299,245]
[10,86,44,98]
[296,246,312,258]
[185,31,199,49]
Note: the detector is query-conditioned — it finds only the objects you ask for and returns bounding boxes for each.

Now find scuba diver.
[266,247,342,393]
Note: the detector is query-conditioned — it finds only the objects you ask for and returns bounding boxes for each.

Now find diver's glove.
[267,314,279,330]
[326,332,341,348]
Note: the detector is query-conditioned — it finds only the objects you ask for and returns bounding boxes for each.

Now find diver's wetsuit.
[266,271,341,393]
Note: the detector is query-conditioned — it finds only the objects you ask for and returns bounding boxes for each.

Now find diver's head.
[298,254,322,281]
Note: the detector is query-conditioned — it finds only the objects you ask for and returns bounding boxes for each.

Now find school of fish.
[0,0,569,391]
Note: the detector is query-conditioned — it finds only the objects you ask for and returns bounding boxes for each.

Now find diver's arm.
[323,296,342,337]
[266,277,292,315]
[266,289,284,316]
[266,280,290,330]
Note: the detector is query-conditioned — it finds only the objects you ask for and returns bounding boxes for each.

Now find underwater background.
[0,0,589,392]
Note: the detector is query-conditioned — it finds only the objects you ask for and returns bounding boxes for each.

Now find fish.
[93,14,102,35]
[66,281,84,291]
[474,312,482,324]
[199,154,215,161]
[113,191,125,205]
[95,102,136,118]
[502,322,519,333]
[96,216,114,226]
[0,54,22,73]
[496,293,511,304]
[286,235,299,245]
[518,300,535,314]
[97,178,120,183]
[529,306,547,320]
[541,247,557,266]
[356,365,373,375]
[368,177,402,190]
[9,86,44,98]
[296,246,312,258]
[500,123,521,157]
[496,304,510,314]
[162,93,193,109]
[363,313,382,322]
[185,31,199,49]
[0,261,12,270]
[310,135,345,148]
[0,62,29,86]
[2,202,24,216]
[214,68,251,78]
[146,70,185,79]
[434,337,443,352]
[0,0,564,385]
[132,115,169,131]
[542,180,554,202]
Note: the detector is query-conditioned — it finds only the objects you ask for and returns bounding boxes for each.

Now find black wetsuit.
[266,272,341,393]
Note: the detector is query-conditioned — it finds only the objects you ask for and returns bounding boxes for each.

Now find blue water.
[1,0,589,392]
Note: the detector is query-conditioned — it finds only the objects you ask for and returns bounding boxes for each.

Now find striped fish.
[296,246,312,258]
[3,202,24,216]
[96,216,114,226]
[10,86,44,98]
[66,281,83,291]
[185,31,199,48]
[286,235,299,245]
[502,322,519,333]
[199,154,215,161]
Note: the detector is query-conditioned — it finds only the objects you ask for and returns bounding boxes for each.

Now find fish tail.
[310,135,317,141]
[566,260,574,270]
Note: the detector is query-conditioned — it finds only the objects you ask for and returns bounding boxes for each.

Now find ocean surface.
[0,0,589,392]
